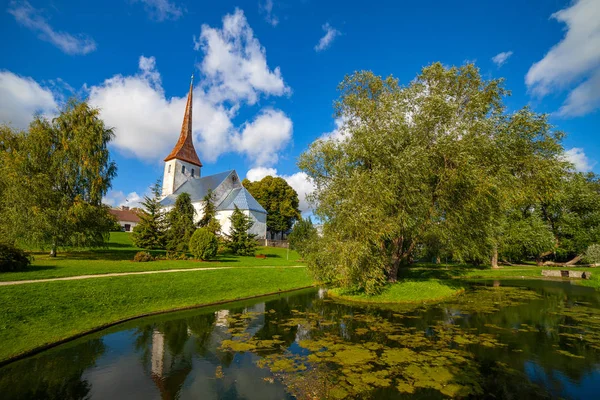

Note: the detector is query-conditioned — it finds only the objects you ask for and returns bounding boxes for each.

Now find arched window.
[191,169,195,177]
[182,165,185,174]
[168,164,171,173]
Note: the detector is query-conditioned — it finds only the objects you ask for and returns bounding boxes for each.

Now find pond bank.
[0,267,313,364]
[328,280,466,304]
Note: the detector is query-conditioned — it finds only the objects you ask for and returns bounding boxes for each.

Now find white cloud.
[102,190,144,208]
[260,0,279,27]
[492,51,513,67]
[88,56,234,163]
[5,8,294,171]
[525,0,600,116]
[320,116,348,141]
[7,0,96,55]
[131,0,183,21]
[246,167,277,182]
[558,68,600,117]
[233,109,292,166]
[314,23,340,52]
[246,168,314,213]
[564,147,596,172]
[195,8,290,105]
[0,70,57,129]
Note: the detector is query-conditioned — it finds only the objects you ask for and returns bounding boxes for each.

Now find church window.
[182,165,185,174]
[191,169,195,177]
[168,165,171,173]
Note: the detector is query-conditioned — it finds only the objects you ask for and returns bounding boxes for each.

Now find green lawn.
[328,263,598,305]
[0,267,312,362]
[330,280,466,304]
[1,232,303,282]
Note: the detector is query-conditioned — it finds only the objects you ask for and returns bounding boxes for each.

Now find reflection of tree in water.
[0,339,105,400]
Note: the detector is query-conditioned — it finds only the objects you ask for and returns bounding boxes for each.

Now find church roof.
[217,187,267,214]
[159,170,266,214]
[159,170,234,207]
[164,76,203,167]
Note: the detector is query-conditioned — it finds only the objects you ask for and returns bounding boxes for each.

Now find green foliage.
[198,189,216,227]
[189,228,219,260]
[584,244,600,265]
[0,243,32,272]
[132,251,154,262]
[226,206,258,256]
[132,180,166,249]
[288,217,318,256]
[499,208,555,262]
[0,100,117,256]
[298,63,567,293]
[541,172,600,261]
[165,192,196,254]
[243,176,301,237]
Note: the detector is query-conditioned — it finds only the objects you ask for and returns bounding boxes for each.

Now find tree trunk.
[565,254,583,266]
[542,254,583,267]
[491,245,499,269]
[49,242,57,257]
[388,259,400,283]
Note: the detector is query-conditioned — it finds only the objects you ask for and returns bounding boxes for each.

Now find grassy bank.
[1,232,303,282]
[328,264,598,305]
[0,267,312,362]
[329,280,465,304]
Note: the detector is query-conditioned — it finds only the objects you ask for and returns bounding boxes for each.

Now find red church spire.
[164,74,203,167]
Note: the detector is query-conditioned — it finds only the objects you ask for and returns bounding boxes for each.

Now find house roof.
[109,208,141,223]
[159,170,234,207]
[163,76,203,167]
[217,187,267,213]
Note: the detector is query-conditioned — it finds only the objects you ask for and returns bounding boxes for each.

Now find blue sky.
[1,0,598,212]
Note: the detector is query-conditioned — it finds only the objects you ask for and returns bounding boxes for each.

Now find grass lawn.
[0,232,303,282]
[329,263,598,305]
[329,280,466,304]
[0,267,313,362]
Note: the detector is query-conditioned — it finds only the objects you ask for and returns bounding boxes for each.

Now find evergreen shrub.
[0,243,32,272]
[189,228,219,261]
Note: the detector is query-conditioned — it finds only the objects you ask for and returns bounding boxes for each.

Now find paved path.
[0,266,306,286]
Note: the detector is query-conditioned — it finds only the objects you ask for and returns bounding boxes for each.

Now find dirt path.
[0,266,306,286]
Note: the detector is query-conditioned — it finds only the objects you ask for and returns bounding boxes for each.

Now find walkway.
[0,265,306,286]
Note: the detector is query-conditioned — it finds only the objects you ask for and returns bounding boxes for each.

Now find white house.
[159,76,267,239]
[108,206,141,232]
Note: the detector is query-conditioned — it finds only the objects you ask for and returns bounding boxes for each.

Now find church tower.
[162,75,203,197]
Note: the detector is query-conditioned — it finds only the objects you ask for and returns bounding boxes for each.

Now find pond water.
[2,280,600,399]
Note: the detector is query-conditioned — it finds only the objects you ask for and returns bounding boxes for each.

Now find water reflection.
[1,282,600,399]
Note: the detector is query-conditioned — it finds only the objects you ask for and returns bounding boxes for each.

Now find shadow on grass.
[60,249,166,261]
[1,265,58,275]
[397,263,491,281]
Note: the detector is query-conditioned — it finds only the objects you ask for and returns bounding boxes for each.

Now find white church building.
[159,77,267,239]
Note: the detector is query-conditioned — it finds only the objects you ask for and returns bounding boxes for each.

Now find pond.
[1,280,600,399]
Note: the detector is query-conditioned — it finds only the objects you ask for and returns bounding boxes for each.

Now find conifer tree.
[198,189,221,235]
[225,206,257,256]
[132,180,166,249]
[166,192,196,254]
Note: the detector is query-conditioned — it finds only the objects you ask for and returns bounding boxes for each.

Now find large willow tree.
[0,100,117,256]
[299,63,567,293]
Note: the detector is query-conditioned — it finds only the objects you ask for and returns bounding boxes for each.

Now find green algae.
[212,284,599,399]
